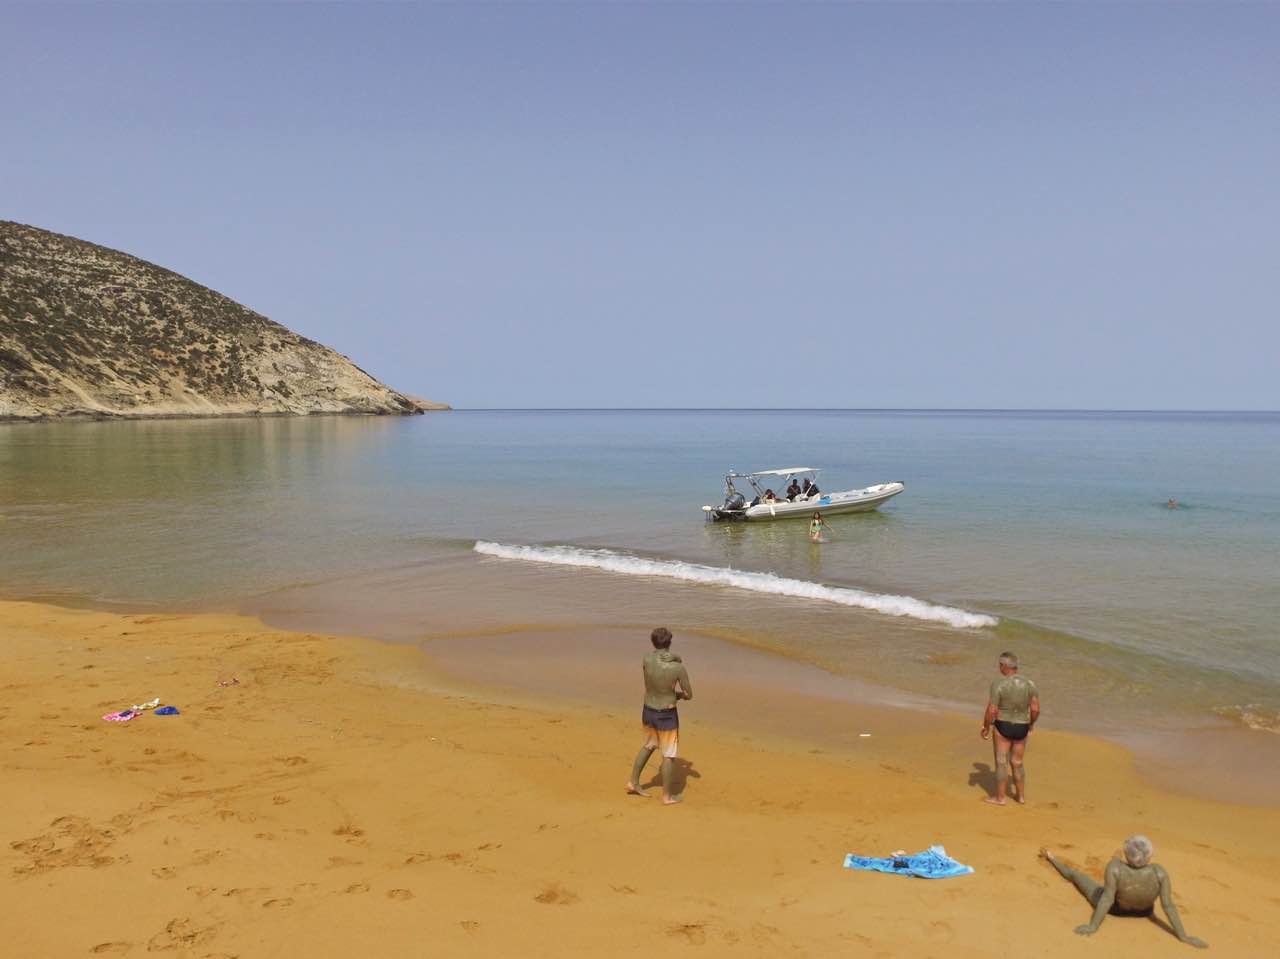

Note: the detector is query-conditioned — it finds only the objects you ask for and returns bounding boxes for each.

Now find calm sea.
[2,410,1277,744]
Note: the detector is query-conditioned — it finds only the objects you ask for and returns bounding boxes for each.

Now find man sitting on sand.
[979,651,1039,805]
[626,627,693,805]
[1041,838,1207,948]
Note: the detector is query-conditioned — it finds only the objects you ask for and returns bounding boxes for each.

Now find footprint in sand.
[344,882,370,894]
[89,943,131,955]
[146,918,218,952]
[460,921,480,934]
[667,923,707,945]
[387,889,414,901]
[262,898,293,909]
[534,884,579,905]
[151,866,176,880]
[925,919,955,942]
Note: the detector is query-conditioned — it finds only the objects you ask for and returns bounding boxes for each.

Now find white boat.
[702,467,904,522]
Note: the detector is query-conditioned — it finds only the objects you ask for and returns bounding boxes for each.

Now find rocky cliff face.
[0,221,447,420]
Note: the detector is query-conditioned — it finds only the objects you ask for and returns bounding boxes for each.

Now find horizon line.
[446,407,1280,414]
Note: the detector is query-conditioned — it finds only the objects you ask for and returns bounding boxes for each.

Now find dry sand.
[2,599,1278,958]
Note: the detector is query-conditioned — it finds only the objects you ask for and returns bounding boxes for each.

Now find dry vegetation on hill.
[0,221,445,419]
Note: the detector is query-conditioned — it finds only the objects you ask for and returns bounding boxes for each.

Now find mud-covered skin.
[642,649,693,710]
[988,673,1039,724]
[980,664,1040,804]
[1044,851,1208,948]
[629,647,693,803]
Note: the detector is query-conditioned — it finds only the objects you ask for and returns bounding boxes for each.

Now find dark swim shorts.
[642,705,679,731]
[994,720,1030,741]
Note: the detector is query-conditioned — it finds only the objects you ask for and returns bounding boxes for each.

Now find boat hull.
[709,482,905,522]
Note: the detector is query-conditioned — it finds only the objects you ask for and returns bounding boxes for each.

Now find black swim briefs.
[642,705,679,731]
[993,720,1031,741]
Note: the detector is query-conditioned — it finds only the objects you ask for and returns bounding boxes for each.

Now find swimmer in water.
[980,651,1039,805]
[626,627,692,805]
[1040,838,1207,948]
[808,511,829,543]
[1167,498,1179,509]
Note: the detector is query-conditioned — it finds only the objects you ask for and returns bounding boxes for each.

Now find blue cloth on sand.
[843,845,973,879]
[154,705,180,716]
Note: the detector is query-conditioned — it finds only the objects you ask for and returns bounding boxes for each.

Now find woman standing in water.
[809,511,830,543]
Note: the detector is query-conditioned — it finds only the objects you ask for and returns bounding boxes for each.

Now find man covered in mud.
[1041,837,1208,948]
[980,651,1039,805]
[625,627,692,805]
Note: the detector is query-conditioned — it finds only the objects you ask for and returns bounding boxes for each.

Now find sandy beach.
[3,599,1278,958]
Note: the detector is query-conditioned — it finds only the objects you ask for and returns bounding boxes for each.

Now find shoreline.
[413,621,1280,808]
[2,598,1278,956]
[10,581,1280,806]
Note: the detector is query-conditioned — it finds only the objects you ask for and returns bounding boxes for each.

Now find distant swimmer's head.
[1166,498,1179,509]
[650,627,673,650]
[1123,835,1154,868]
[998,651,1019,674]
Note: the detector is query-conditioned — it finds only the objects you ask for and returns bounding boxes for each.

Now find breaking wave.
[1214,704,1280,734]
[473,541,997,629]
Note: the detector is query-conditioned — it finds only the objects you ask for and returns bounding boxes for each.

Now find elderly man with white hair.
[1040,837,1208,948]
[980,651,1039,805]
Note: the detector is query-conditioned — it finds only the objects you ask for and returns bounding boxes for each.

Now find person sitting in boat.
[807,480,820,497]
[801,478,812,497]
[763,488,778,502]
[786,479,802,501]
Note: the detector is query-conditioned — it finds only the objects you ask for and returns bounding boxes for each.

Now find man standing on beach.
[980,651,1039,805]
[626,627,693,805]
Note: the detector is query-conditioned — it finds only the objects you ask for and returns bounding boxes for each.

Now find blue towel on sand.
[154,705,180,716]
[843,845,973,879]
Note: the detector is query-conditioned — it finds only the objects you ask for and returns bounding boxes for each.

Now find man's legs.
[655,728,680,804]
[1010,737,1028,803]
[627,744,656,796]
[659,755,677,804]
[1041,850,1103,906]
[985,728,1013,805]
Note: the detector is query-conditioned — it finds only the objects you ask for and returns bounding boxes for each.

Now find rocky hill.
[0,221,447,420]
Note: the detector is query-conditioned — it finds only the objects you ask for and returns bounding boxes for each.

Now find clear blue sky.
[3,2,1276,409]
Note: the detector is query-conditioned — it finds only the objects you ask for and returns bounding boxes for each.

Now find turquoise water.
[2,410,1277,736]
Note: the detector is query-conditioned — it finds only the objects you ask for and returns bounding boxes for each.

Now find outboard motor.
[722,478,746,512]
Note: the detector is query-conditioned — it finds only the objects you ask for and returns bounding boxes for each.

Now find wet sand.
[3,599,1279,957]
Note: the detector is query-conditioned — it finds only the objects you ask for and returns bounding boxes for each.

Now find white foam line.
[474,541,997,630]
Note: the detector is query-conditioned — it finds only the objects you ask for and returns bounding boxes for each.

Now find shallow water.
[2,410,1278,742]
